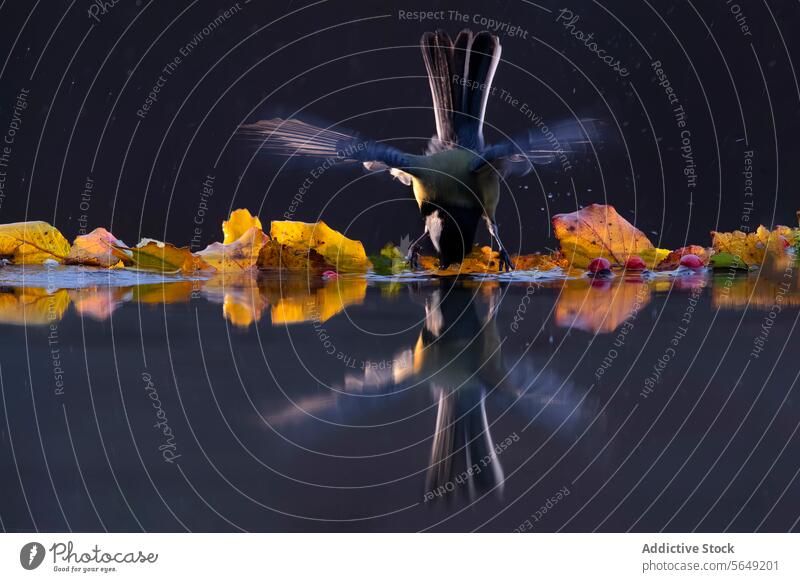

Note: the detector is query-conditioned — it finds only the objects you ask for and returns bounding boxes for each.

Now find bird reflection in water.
[338,282,515,503]
[414,284,508,502]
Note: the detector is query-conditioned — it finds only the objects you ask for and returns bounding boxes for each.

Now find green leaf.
[709,252,748,270]
[369,243,409,275]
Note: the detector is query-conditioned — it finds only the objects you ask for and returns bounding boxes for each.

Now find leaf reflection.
[2,263,799,335]
[555,278,651,334]
[0,272,368,329]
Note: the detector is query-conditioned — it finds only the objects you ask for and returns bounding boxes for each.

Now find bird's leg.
[405,230,428,270]
[484,217,514,272]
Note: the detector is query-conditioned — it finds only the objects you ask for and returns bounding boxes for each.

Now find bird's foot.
[406,246,421,271]
[498,248,515,272]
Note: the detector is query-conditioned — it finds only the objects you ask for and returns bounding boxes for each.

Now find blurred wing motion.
[472,118,604,176]
[240,117,415,184]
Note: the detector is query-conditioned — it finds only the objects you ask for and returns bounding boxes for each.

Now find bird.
[242,29,597,271]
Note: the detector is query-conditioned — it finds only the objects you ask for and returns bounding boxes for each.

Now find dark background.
[0,0,798,255]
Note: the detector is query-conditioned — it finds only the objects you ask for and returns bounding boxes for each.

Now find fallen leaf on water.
[116,239,212,274]
[656,245,710,270]
[709,252,747,270]
[0,221,71,264]
[198,226,267,271]
[555,278,651,334]
[223,208,263,244]
[0,288,70,325]
[257,239,331,272]
[418,254,440,271]
[269,221,371,273]
[368,243,409,275]
[710,226,785,268]
[774,225,800,247]
[66,228,128,268]
[415,246,566,276]
[434,246,503,276]
[552,204,669,269]
[513,252,568,271]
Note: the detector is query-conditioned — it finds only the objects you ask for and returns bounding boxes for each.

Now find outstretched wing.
[240,118,414,182]
[471,118,602,176]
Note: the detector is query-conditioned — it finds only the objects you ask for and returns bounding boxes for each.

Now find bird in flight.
[243,29,597,271]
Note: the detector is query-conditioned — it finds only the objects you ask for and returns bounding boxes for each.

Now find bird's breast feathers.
[409,150,497,209]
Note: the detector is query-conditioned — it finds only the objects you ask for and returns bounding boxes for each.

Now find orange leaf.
[512,252,567,271]
[66,228,127,268]
[552,204,669,268]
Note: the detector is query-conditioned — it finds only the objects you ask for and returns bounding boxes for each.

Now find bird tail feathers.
[421,29,501,151]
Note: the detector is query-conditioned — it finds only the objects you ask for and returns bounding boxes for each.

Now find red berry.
[779,235,790,249]
[322,270,339,280]
[679,254,704,269]
[587,257,611,273]
[625,255,646,270]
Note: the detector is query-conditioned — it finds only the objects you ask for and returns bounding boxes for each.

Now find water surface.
[1,266,799,532]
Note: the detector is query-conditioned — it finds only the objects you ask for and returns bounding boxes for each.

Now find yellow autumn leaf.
[197,226,267,271]
[66,228,127,268]
[418,245,496,275]
[552,204,669,269]
[223,208,263,244]
[0,221,71,264]
[116,239,212,274]
[513,252,568,271]
[710,225,785,267]
[774,225,799,246]
[269,220,371,273]
[257,239,332,272]
[424,246,568,275]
